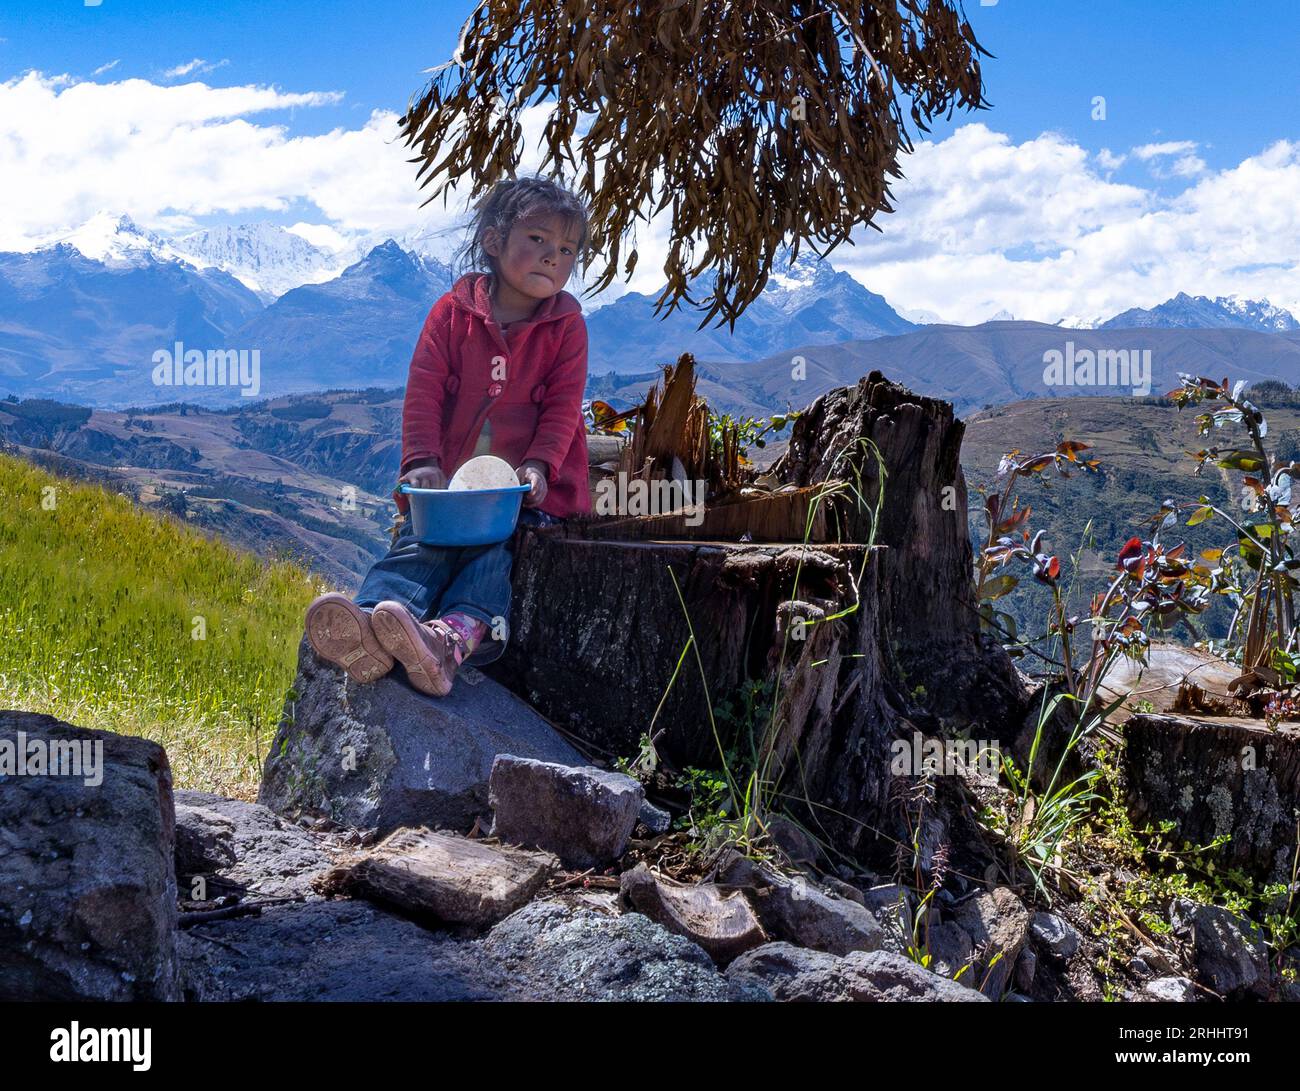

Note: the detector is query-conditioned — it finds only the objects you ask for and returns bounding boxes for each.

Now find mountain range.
[4,212,1300,410]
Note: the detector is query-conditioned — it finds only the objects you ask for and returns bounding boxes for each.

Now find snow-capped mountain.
[35,212,192,267]
[584,246,916,373]
[986,309,1017,323]
[898,307,948,325]
[1100,292,1300,332]
[0,236,265,405]
[172,223,349,301]
[228,241,455,393]
[1055,314,1102,330]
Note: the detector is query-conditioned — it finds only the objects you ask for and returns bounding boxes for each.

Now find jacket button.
[488,382,503,397]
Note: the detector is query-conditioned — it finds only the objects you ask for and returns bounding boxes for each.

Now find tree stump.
[487,373,1023,871]
[1124,712,1300,881]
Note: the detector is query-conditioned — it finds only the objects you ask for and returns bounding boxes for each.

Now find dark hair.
[452,174,590,286]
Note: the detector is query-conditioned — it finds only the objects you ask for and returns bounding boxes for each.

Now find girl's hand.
[518,460,548,507]
[400,459,447,490]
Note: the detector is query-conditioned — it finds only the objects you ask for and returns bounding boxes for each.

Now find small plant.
[1167,373,1300,718]
[705,409,798,468]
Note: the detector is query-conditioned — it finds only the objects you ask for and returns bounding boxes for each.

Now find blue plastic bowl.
[399,482,533,546]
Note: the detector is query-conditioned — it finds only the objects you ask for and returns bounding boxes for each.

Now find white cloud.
[1096,148,1125,173]
[1132,140,1199,160]
[835,125,1300,324]
[5,70,1300,327]
[163,58,229,79]
[91,59,119,77]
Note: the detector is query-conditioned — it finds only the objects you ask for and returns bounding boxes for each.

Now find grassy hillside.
[0,452,323,798]
[960,394,1300,648]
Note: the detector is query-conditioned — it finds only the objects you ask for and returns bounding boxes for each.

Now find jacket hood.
[450,271,582,325]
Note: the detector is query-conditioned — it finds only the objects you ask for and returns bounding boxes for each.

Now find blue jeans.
[354,507,559,668]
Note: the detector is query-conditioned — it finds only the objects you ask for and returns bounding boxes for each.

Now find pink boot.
[304,593,395,684]
[369,601,467,698]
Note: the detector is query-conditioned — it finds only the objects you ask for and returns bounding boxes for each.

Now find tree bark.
[1124,712,1300,881]
[488,373,1023,874]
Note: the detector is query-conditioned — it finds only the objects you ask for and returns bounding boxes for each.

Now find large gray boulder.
[259,640,585,834]
[488,755,643,868]
[725,942,989,1002]
[0,711,180,1001]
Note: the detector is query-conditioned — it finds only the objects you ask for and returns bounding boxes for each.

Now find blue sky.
[2,0,1299,323]
[7,0,1295,172]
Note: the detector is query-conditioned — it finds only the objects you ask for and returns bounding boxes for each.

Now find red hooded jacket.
[400,271,591,520]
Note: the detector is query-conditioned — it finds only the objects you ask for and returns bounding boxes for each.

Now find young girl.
[302,176,592,697]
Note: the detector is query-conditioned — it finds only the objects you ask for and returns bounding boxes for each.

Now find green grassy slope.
[0,452,323,798]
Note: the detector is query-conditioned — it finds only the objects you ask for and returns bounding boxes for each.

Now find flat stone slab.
[620,862,767,964]
[318,827,557,929]
[0,711,180,1001]
[489,755,643,869]
[259,639,585,835]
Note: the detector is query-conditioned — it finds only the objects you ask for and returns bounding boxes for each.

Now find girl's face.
[485,213,580,302]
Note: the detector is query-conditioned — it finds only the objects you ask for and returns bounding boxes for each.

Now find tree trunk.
[487,373,1023,873]
[769,371,1025,741]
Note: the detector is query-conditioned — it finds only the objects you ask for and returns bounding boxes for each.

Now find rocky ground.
[7,638,1290,1003]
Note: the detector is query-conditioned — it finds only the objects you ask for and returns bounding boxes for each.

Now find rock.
[725,942,990,1002]
[620,862,767,964]
[638,799,672,835]
[319,827,557,929]
[819,875,867,907]
[259,639,584,835]
[1172,899,1269,998]
[714,851,885,957]
[174,804,236,878]
[951,887,1031,999]
[175,790,340,899]
[766,814,821,867]
[0,711,180,1000]
[481,898,765,1001]
[178,898,518,1001]
[1030,911,1081,961]
[1015,947,1037,991]
[1129,956,1154,979]
[488,755,642,869]
[1144,976,1196,1002]
[926,921,975,981]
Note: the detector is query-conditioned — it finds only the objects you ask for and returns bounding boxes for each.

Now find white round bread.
[448,454,520,491]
